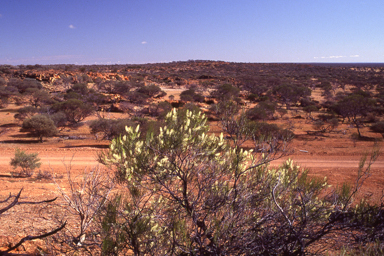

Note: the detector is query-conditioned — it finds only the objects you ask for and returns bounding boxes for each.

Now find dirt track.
[1,154,384,169]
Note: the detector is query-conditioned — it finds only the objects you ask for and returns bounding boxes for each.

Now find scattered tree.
[51,99,94,124]
[272,84,311,109]
[332,91,376,137]
[21,114,58,142]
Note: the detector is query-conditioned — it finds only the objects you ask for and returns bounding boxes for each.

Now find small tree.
[22,114,58,142]
[10,149,41,177]
[51,99,94,124]
[272,84,311,109]
[332,91,376,137]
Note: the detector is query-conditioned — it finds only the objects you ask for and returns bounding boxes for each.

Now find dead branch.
[0,189,65,255]
[1,221,67,255]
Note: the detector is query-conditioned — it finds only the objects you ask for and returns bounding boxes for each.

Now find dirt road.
[1,152,383,170]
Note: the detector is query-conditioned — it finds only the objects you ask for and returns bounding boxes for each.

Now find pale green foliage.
[101,109,365,255]
[10,149,41,177]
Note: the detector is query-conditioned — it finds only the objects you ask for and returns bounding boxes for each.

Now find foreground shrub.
[100,109,376,255]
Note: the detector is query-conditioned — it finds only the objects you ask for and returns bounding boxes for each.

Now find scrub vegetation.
[0,61,384,254]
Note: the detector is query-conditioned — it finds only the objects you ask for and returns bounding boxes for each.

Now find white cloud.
[314,55,360,60]
[329,56,345,59]
[141,41,147,44]
[314,55,346,59]
[69,24,75,29]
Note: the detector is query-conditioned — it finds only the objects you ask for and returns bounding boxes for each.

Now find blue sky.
[1,0,383,65]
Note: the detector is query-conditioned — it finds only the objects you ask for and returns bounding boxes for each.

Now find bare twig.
[0,189,65,255]
[2,221,67,254]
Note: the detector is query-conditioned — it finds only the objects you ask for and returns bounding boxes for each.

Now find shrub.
[69,83,89,96]
[14,106,38,121]
[148,101,172,119]
[64,91,81,100]
[10,149,41,177]
[180,89,205,102]
[21,114,58,142]
[370,121,384,134]
[212,100,240,118]
[51,99,94,124]
[47,111,68,127]
[183,102,201,113]
[112,81,131,95]
[246,101,276,121]
[272,84,311,109]
[89,118,136,140]
[136,85,165,98]
[125,91,149,104]
[246,106,267,120]
[100,109,366,255]
[0,85,18,108]
[210,83,240,101]
[36,170,54,180]
[303,105,319,116]
[28,89,54,107]
[8,78,42,93]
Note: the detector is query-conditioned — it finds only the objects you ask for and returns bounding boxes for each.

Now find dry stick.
[2,221,67,254]
[0,189,65,255]
[0,194,13,204]
[0,188,57,215]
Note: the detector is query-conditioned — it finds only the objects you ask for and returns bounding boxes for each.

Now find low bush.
[21,114,58,142]
[180,89,205,102]
[10,149,41,177]
[370,121,384,134]
[89,118,136,140]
